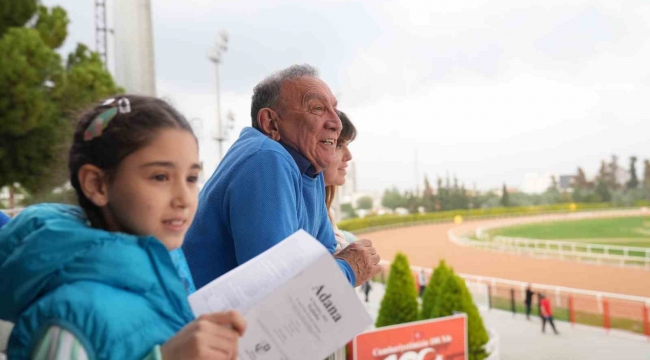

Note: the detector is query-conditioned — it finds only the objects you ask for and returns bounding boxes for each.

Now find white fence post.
[463,234,648,271]
[597,294,603,314]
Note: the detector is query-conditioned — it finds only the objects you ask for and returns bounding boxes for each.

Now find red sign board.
[350,314,467,360]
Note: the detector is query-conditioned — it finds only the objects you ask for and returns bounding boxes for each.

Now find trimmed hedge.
[422,261,490,360]
[375,252,419,328]
[338,202,615,232]
[419,260,451,320]
[431,273,490,360]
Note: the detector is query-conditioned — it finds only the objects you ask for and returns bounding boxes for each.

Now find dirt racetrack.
[365,215,650,298]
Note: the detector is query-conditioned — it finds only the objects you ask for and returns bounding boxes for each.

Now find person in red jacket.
[540,293,559,334]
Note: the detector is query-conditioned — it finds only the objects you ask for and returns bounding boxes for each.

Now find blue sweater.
[183,128,355,288]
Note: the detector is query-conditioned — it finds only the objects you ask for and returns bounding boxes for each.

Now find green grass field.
[489,216,650,248]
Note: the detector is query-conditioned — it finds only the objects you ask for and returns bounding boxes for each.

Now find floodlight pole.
[208,30,229,162]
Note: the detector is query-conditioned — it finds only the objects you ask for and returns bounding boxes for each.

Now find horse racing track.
[365,211,650,336]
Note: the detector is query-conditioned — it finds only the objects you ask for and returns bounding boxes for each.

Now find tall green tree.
[376,253,419,327]
[423,176,434,197]
[500,184,510,207]
[438,177,451,211]
[627,156,639,190]
[443,176,452,210]
[606,155,620,190]
[405,191,420,214]
[451,177,461,209]
[340,203,357,219]
[596,160,611,202]
[357,196,374,210]
[422,175,436,212]
[644,160,650,189]
[459,184,470,209]
[0,0,38,35]
[0,2,121,202]
[435,178,444,211]
[381,187,405,210]
[61,44,121,114]
[573,167,590,189]
[0,26,65,194]
[34,5,68,49]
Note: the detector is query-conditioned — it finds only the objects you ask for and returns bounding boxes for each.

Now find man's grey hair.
[251,64,319,130]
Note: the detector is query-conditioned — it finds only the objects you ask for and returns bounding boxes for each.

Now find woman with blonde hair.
[324,110,358,249]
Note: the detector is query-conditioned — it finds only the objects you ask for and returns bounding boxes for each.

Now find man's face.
[275,77,342,173]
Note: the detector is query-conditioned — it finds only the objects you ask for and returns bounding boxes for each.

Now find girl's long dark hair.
[69,95,195,229]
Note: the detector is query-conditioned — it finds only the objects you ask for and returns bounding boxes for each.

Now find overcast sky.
[45,0,650,193]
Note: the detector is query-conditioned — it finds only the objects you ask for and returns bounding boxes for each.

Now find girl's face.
[102,128,201,250]
[323,139,352,187]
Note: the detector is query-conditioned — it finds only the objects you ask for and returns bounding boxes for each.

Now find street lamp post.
[208,30,229,162]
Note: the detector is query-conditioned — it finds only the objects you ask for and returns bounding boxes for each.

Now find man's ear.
[257,108,281,141]
[78,164,109,207]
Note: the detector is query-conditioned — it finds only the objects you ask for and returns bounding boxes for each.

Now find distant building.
[332,160,358,222]
[558,175,574,191]
[520,173,555,194]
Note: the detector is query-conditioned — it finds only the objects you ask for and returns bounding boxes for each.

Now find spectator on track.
[540,293,559,335]
[418,269,427,297]
[360,281,372,303]
[525,283,535,320]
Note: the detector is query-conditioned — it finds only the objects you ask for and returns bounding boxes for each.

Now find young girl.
[0,95,245,360]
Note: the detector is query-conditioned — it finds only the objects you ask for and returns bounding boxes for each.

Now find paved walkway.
[483,310,650,360]
[358,282,650,360]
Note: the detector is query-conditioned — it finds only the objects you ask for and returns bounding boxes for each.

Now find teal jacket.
[0,204,195,360]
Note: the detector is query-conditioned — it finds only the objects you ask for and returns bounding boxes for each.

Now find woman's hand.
[161,310,247,360]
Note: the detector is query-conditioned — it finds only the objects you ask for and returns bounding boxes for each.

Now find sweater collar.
[278,141,318,178]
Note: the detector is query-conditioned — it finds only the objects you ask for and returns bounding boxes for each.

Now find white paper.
[188,230,372,360]
[189,230,327,315]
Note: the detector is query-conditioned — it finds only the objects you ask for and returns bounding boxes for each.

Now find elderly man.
[183,64,380,289]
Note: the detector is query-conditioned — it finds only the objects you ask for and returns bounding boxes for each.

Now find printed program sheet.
[188,230,372,360]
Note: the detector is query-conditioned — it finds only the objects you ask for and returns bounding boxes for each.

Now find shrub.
[427,268,490,360]
[375,252,419,327]
[419,260,451,319]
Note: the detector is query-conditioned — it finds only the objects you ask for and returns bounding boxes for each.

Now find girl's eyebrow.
[140,161,175,168]
[140,161,202,170]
